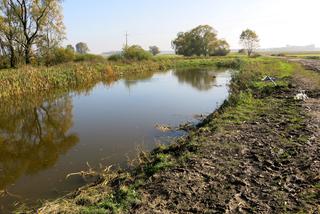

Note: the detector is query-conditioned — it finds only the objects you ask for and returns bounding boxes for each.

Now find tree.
[149,46,160,56]
[209,39,230,56]
[0,0,20,67]
[66,44,75,52]
[172,25,229,57]
[36,0,65,63]
[123,45,152,61]
[76,42,89,54]
[240,29,259,57]
[6,0,65,64]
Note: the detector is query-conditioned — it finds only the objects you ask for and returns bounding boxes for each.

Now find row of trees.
[172,25,260,57]
[0,0,258,68]
[0,0,89,68]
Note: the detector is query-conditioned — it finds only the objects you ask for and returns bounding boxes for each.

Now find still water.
[0,68,231,212]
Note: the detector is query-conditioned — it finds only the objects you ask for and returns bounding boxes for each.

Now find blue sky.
[63,0,320,53]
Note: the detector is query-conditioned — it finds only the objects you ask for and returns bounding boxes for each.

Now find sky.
[63,0,320,54]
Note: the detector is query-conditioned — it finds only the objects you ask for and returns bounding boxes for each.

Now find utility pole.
[125,31,129,48]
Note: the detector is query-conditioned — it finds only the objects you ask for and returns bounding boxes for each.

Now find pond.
[0,67,232,213]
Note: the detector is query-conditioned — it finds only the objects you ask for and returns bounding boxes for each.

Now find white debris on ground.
[294,91,309,101]
[262,76,277,86]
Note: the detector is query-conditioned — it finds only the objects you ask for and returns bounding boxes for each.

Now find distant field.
[286,52,320,56]
[286,52,320,60]
[253,51,320,60]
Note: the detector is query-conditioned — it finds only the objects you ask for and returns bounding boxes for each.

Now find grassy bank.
[0,57,240,99]
[29,57,320,213]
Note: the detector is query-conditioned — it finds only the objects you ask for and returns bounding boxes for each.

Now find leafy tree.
[0,0,64,66]
[240,29,259,57]
[6,0,65,64]
[149,46,160,56]
[209,39,230,56]
[66,44,75,52]
[76,42,89,54]
[172,25,229,57]
[0,0,21,67]
[43,47,75,66]
[123,45,152,61]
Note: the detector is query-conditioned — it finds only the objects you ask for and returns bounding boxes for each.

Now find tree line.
[0,0,64,67]
[0,0,260,68]
[0,0,93,68]
[172,25,259,57]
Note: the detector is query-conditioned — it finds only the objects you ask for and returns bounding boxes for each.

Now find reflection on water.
[0,68,231,212]
[0,95,78,211]
[174,68,219,91]
[123,70,155,88]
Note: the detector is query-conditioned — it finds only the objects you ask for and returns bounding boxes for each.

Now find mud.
[288,58,320,72]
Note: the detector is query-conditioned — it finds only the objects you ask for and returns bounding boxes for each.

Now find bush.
[74,53,105,63]
[209,40,230,56]
[211,48,230,56]
[250,53,261,58]
[43,48,75,66]
[108,54,123,61]
[238,49,246,54]
[123,45,152,61]
[271,53,286,57]
[0,56,9,69]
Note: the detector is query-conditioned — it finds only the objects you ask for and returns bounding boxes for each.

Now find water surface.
[0,68,231,212]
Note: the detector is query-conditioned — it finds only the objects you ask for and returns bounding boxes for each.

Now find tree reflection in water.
[123,68,218,91]
[0,95,79,191]
[173,68,218,91]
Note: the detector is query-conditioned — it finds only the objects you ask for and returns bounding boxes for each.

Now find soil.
[130,60,320,213]
[288,58,320,72]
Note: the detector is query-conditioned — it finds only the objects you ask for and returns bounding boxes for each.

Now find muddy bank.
[33,58,320,213]
[287,58,320,72]
[133,93,320,213]
[131,59,320,213]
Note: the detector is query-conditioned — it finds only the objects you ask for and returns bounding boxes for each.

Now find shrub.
[209,39,230,56]
[238,49,246,54]
[123,45,152,61]
[211,48,230,56]
[250,53,261,58]
[0,56,9,69]
[43,48,75,66]
[271,53,286,57]
[108,54,123,61]
[74,53,105,63]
